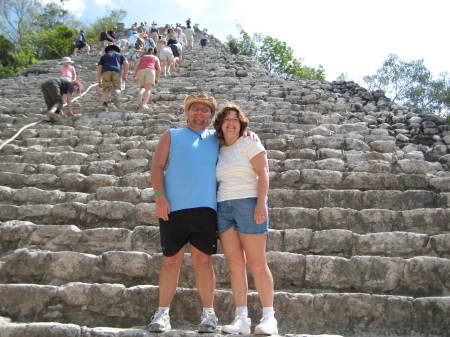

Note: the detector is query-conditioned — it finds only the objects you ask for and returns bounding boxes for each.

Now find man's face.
[187,102,213,129]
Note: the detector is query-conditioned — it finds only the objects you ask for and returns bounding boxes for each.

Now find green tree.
[0,33,13,66]
[10,42,37,70]
[33,24,76,59]
[407,72,450,117]
[33,2,73,29]
[0,33,14,78]
[226,28,326,81]
[363,53,450,118]
[226,25,260,56]
[0,0,40,43]
[336,73,350,81]
[257,35,294,75]
[285,58,326,82]
[363,53,431,103]
[87,9,126,45]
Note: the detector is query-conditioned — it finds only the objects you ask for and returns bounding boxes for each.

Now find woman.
[200,28,210,51]
[159,40,174,77]
[133,47,161,109]
[166,28,176,44]
[213,104,278,335]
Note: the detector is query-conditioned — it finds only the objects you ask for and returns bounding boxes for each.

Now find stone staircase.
[0,33,449,337]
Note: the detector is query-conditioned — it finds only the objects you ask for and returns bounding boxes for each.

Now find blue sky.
[59,0,449,83]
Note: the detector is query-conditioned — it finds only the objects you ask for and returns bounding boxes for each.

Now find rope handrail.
[0,82,98,151]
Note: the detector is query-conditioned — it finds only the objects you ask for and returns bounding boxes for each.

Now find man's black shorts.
[159,207,217,257]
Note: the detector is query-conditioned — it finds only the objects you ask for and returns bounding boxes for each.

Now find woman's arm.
[133,58,142,82]
[155,58,161,83]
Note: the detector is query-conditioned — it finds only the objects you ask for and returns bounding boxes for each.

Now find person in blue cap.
[73,29,90,57]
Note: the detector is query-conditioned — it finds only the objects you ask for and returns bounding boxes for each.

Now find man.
[183,26,195,51]
[73,29,90,56]
[41,78,82,121]
[98,26,112,55]
[97,44,129,111]
[107,26,118,44]
[149,92,220,333]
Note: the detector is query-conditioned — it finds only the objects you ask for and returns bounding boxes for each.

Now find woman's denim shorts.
[217,197,269,235]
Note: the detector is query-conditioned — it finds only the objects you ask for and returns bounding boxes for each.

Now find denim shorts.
[217,197,269,235]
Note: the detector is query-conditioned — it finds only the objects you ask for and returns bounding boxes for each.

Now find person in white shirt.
[184,26,195,51]
[213,103,278,336]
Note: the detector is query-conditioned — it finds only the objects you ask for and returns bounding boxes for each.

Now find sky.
[59,0,449,83]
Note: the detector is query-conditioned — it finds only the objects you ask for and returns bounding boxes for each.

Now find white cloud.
[167,0,210,14]
[62,0,87,17]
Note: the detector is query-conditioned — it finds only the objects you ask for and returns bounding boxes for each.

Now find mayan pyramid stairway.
[0,31,449,337]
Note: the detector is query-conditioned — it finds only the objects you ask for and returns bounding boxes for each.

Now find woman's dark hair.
[213,103,249,140]
[147,47,155,55]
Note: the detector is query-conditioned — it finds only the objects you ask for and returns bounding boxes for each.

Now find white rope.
[0,83,98,151]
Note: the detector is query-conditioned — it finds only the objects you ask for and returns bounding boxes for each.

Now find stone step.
[270,170,450,191]
[1,185,449,210]
[2,192,448,233]
[1,248,449,296]
[1,159,449,193]
[1,222,449,259]
[268,189,450,210]
[0,283,447,336]
[1,192,449,233]
[2,112,448,170]
[271,206,449,235]
[2,134,444,173]
[0,319,344,337]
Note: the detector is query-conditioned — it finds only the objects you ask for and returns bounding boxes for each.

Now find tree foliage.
[87,9,126,45]
[0,0,39,43]
[33,2,72,29]
[0,0,126,77]
[363,53,450,118]
[33,24,77,59]
[226,28,325,81]
[226,29,259,56]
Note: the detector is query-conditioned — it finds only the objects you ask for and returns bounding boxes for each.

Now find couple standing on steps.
[97,45,161,111]
[148,92,278,335]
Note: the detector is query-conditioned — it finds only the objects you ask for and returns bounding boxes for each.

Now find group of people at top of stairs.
[41,19,212,121]
[149,92,278,335]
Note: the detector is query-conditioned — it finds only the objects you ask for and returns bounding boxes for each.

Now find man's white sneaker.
[222,315,251,334]
[148,309,171,332]
[254,314,278,335]
[198,310,218,332]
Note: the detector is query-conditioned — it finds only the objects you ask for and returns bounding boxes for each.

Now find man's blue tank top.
[164,128,219,212]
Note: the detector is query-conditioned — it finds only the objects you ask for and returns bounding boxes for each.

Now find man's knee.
[191,251,212,269]
[162,252,184,270]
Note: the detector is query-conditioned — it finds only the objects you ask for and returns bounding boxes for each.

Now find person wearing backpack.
[73,30,90,57]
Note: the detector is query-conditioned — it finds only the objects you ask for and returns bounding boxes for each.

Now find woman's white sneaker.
[222,315,251,334]
[254,314,278,335]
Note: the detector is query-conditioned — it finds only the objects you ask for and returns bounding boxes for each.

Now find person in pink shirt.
[58,57,77,104]
[59,57,77,81]
[133,47,161,109]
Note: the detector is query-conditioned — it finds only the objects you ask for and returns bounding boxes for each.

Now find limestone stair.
[0,31,449,337]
